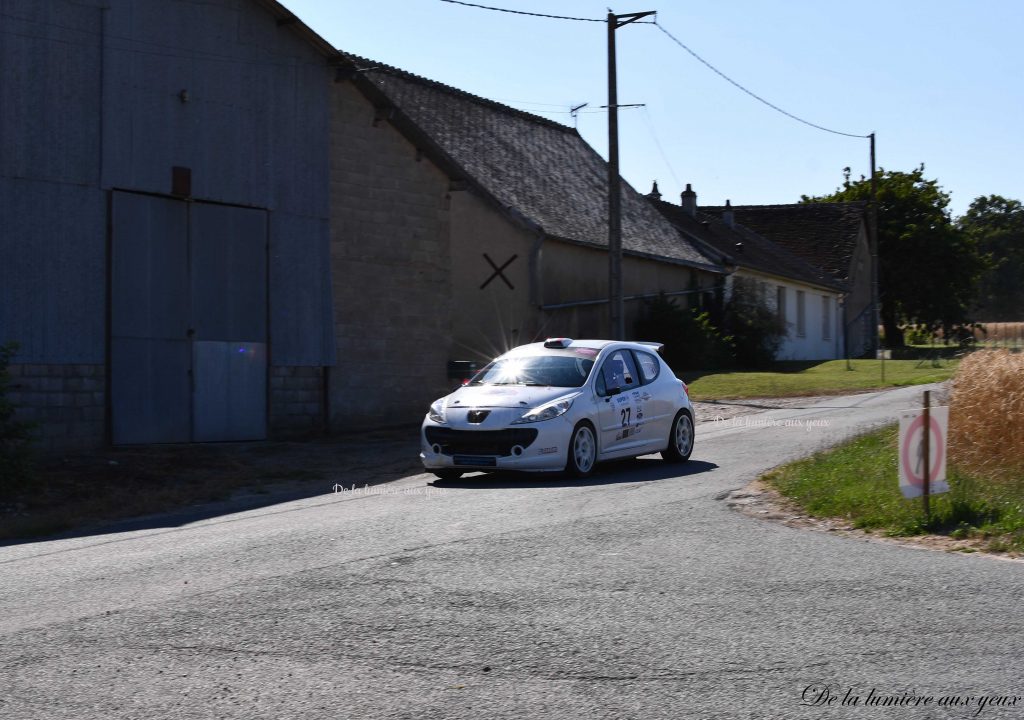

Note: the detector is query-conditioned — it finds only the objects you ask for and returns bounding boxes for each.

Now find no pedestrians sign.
[898,405,949,499]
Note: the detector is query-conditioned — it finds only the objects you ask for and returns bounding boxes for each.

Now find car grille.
[424,427,539,457]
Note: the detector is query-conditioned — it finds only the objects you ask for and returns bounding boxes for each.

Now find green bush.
[722,278,786,368]
[904,324,934,346]
[634,293,733,371]
[0,343,34,498]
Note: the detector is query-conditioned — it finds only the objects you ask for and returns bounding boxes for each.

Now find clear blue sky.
[281,0,1023,219]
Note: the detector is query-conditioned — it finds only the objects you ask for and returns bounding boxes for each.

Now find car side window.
[634,351,660,384]
[597,350,640,397]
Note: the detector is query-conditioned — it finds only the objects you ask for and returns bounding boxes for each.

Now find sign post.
[898,393,949,518]
[922,390,931,519]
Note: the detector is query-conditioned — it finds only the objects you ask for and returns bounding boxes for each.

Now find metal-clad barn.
[1,0,337,448]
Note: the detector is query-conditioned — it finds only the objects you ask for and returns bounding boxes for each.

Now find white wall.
[726,271,843,361]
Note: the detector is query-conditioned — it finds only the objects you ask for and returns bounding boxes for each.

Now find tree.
[803,165,985,347]
[722,278,786,368]
[958,195,1024,321]
[634,293,732,371]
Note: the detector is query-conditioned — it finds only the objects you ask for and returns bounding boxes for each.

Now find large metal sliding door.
[111,192,267,444]
[189,203,267,441]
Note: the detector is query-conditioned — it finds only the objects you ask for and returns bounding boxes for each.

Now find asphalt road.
[2,384,1022,720]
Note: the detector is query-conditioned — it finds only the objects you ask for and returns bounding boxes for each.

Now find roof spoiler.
[637,341,665,355]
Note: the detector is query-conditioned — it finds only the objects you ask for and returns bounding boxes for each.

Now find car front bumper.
[420,416,573,473]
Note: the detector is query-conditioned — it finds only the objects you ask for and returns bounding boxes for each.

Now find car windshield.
[469,354,595,388]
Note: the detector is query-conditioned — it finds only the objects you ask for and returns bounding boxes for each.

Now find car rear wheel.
[565,421,597,477]
[662,410,694,462]
[432,469,463,481]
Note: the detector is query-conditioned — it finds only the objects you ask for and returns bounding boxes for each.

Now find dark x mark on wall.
[480,253,518,290]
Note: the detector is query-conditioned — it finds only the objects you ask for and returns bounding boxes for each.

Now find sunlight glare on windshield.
[493,358,526,384]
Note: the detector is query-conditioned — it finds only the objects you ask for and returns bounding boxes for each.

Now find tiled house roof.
[653,199,844,292]
[701,202,867,284]
[343,55,725,273]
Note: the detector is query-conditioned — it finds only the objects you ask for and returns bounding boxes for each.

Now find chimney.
[723,199,735,228]
[680,183,697,217]
[647,180,662,201]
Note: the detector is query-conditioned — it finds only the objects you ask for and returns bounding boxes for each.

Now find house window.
[822,296,832,341]
[796,291,806,337]
[776,286,787,324]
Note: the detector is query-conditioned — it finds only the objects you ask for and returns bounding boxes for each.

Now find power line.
[438,0,603,22]
[490,97,588,108]
[652,20,869,139]
[640,106,681,188]
[436,2,867,139]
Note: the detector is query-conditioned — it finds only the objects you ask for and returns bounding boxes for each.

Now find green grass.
[684,358,958,401]
[763,425,1024,553]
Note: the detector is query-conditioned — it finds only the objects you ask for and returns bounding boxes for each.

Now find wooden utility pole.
[869,132,881,354]
[607,10,654,340]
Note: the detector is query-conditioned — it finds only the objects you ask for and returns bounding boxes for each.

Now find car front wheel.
[662,410,694,462]
[565,421,597,477]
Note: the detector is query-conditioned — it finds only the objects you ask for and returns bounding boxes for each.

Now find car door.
[595,349,649,457]
[632,349,674,443]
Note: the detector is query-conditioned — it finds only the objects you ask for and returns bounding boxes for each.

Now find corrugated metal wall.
[0,0,336,366]
[0,1,107,362]
[1,0,338,444]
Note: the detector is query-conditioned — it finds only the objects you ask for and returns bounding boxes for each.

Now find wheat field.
[972,321,1024,347]
[949,349,1024,481]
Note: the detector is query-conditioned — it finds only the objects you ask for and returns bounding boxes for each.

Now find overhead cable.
[652,20,870,139]
[438,0,603,22]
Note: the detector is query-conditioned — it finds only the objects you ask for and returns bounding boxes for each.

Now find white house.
[652,187,846,361]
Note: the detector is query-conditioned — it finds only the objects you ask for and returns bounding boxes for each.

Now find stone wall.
[6,364,105,451]
[328,81,454,430]
[269,365,325,437]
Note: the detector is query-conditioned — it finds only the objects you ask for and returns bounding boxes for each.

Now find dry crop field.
[949,349,1024,482]
[970,321,1024,347]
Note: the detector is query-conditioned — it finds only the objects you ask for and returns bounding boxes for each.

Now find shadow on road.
[429,458,719,490]
[0,432,425,548]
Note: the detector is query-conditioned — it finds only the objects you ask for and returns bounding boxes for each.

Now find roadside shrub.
[722,278,786,369]
[904,325,934,346]
[634,293,733,371]
[949,349,1024,483]
[0,343,35,498]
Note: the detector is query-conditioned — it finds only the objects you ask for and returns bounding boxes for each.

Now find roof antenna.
[570,102,588,128]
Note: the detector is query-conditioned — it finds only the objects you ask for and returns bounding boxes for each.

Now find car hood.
[446,385,580,409]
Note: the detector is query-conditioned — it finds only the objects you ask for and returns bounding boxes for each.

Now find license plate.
[453,455,497,467]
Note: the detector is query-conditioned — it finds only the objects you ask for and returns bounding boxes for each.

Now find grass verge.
[685,358,958,401]
[763,425,1024,554]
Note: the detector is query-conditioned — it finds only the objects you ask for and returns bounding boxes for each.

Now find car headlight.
[512,395,576,424]
[428,398,447,424]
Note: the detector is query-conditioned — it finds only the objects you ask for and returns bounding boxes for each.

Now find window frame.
[822,295,832,341]
[631,349,661,385]
[595,349,641,397]
[796,290,806,338]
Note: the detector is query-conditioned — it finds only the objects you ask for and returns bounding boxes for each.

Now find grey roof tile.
[701,202,866,284]
[346,57,724,273]
[653,199,844,291]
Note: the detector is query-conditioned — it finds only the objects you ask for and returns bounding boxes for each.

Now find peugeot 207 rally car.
[421,338,694,479]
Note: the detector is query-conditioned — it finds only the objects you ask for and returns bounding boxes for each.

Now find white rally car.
[421,338,694,479]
